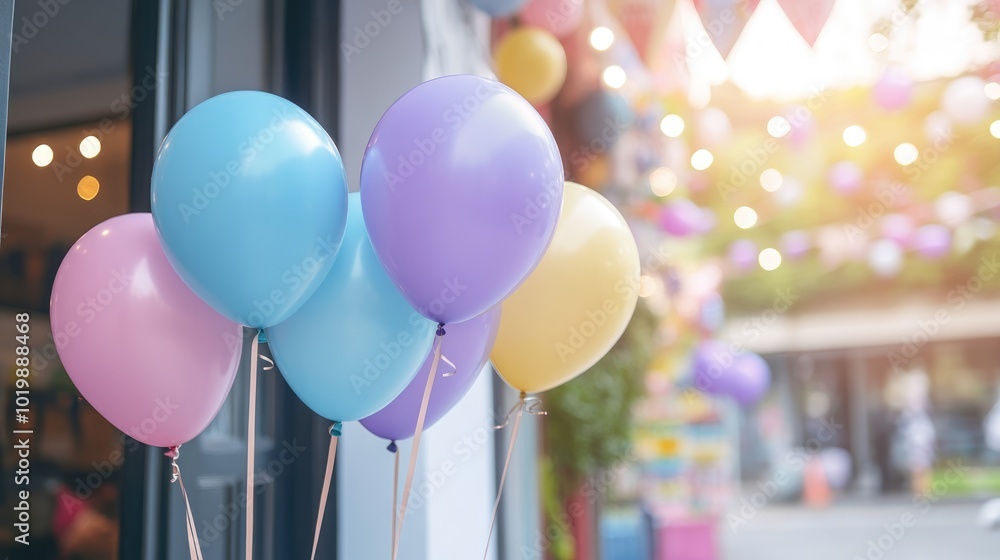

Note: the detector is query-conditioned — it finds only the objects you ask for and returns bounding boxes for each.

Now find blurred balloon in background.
[868,238,904,278]
[658,199,704,237]
[726,352,771,407]
[872,68,914,111]
[911,224,952,260]
[827,161,863,195]
[942,75,990,125]
[495,27,568,105]
[574,90,634,146]
[880,214,916,246]
[780,230,811,261]
[728,239,758,271]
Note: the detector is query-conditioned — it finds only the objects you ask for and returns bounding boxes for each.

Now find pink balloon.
[873,68,913,111]
[521,0,584,37]
[50,214,242,448]
[827,161,863,195]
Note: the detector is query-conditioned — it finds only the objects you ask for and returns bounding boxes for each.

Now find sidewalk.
[722,498,999,559]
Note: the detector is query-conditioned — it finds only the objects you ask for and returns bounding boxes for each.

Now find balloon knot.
[387,441,398,453]
[329,422,343,437]
[257,330,268,343]
[164,446,180,460]
[436,323,446,336]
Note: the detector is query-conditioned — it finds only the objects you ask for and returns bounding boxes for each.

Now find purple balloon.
[692,340,734,396]
[361,75,563,324]
[873,68,914,111]
[780,230,810,261]
[828,161,863,195]
[728,239,758,271]
[726,352,771,406]
[360,308,501,441]
[911,224,952,259]
[880,214,915,246]
[658,199,703,237]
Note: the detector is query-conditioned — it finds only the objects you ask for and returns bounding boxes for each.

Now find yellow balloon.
[495,27,567,105]
[491,183,640,394]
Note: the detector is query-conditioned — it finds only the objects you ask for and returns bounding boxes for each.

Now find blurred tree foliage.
[544,299,658,491]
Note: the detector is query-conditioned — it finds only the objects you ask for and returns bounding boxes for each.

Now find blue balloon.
[151,91,348,328]
[265,193,436,422]
[469,0,528,16]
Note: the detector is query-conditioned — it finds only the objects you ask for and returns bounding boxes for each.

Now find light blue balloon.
[469,0,528,17]
[151,91,348,328]
[265,193,436,422]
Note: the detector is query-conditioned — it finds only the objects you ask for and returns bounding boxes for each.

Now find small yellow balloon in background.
[495,27,568,105]
[491,182,641,394]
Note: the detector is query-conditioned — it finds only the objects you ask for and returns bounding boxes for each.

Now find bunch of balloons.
[51,72,640,484]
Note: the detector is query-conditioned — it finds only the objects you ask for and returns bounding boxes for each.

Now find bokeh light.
[760,169,783,192]
[690,149,713,171]
[77,176,100,201]
[767,116,791,138]
[590,27,614,51]
[894,143,919,165]
[603,65,627,89]
[759,248,782,271]
[734,206,758,229]
[650,167,677,197]
[660,114,685,137]
[80,135,101,159]
[843,125,867,147]
[32,144,53,167]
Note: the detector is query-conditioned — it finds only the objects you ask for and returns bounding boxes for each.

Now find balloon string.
[246,332,261,560]
[392,325,446,560]
[483,392,529,560]
[311,423,342,560]
[166,446,204,560]
[389,441,400,558]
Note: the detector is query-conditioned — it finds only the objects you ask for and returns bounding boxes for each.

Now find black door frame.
[122,0,341,557]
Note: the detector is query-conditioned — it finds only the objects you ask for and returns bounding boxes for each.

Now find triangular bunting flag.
[776,0,837,46]
[691,0,759,60]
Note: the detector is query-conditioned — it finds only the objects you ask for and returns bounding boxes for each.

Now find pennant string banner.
[391,325,446,560]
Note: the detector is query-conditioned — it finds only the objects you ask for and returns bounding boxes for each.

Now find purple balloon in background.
[360,308,501,441]
[360,75,563,324]
[727,352,771,406]
[880,214,915,246]
[828,161,863,195]
[697,207,718,234]
[658,199,703,237]
[780,230,810,261]
[911,224,952,259]
[873,68,914,111]
[692,340,734,396]
[728,239,758,271]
